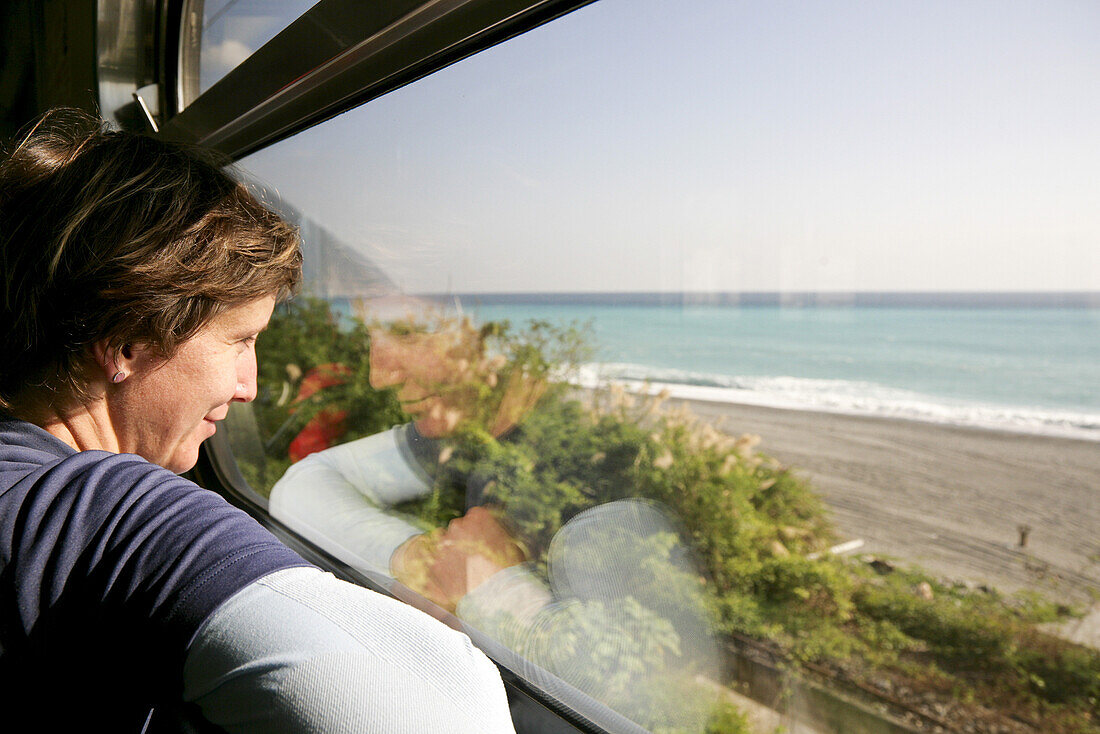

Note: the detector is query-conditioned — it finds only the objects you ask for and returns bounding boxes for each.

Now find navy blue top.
[0,417,310,729]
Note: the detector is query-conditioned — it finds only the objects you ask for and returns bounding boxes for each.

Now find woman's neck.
[11,396,119,455]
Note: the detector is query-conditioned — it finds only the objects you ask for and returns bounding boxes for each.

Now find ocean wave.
[570,363,1100,442]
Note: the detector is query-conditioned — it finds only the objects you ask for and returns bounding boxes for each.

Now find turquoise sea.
[453,300,1100,441]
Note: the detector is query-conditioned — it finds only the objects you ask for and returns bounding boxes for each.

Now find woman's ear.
[91,340,136,384]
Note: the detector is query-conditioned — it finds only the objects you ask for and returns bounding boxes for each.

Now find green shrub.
[854,582,1013,665]
[1010,630,1100,707]
[702,701,754,734]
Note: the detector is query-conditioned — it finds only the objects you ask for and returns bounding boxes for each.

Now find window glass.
[188,0,318,94]
[232,0,1100,731]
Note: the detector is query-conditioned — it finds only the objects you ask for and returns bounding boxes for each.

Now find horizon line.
[409,290,1100,308]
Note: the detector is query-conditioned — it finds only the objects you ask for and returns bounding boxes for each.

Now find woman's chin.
[161,428,213,474]
[163,447,201,475]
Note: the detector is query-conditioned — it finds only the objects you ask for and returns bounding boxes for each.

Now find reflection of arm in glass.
[270,423,433,575]
[269,428,571,657]
[270,423,531,604]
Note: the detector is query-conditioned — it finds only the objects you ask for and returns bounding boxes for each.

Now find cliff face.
[270,199,398,300]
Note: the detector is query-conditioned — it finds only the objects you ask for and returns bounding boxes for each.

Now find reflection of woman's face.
[368,324,545,439]
[368,328,469,436]
[108,296,275,473]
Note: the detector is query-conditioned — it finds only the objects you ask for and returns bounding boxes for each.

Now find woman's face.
[108,296,276,473]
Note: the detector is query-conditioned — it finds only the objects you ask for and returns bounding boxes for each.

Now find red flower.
[288,363,352,462]
[293,363,353,404]
[289,408,349,462]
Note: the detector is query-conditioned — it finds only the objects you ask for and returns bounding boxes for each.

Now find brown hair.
[0,108,302,411]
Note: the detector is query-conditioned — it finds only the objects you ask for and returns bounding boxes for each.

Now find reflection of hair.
[0,108,302,411]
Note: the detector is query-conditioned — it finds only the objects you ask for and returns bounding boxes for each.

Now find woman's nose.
[235,349,259,402]
[235,378,257,402]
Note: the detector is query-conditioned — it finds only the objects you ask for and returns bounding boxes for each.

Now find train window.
[181,0,318,96]
[215,0,1099,731]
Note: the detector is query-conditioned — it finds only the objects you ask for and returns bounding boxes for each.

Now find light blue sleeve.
[269,427,431,574]
[183,567,517,734]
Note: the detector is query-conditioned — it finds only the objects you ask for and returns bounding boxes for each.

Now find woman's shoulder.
[0,416,308,657]
[0,413,220,486]
[0,416,199,506]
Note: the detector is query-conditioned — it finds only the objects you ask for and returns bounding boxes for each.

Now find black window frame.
[159,0,599,159]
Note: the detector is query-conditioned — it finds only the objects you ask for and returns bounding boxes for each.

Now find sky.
[224,0,1100,295]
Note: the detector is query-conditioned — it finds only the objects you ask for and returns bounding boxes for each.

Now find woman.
[0,109,515,732]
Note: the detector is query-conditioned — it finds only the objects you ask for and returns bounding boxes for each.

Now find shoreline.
[572,375,1100,444]
[666,396,1100,604]
[678,391,1100,446]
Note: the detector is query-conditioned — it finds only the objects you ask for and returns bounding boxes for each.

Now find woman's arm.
[183,566,516,734]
